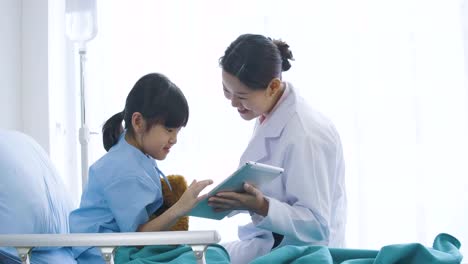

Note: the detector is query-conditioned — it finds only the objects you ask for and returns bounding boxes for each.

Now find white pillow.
[0,129,75,263]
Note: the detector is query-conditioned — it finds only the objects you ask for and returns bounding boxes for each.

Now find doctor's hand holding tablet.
[189,161,283,220]
[207,163,282,216]
[209,182,269,215]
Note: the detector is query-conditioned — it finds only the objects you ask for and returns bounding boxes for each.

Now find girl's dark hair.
[219,34,294,90]
[102,73,189,151]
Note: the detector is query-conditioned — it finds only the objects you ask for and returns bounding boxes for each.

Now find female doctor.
[208,34,347,264]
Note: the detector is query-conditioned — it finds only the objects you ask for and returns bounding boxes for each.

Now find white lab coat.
[223,83,347,264]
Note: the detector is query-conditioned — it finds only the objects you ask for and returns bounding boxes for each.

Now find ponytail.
[102,111,124,152]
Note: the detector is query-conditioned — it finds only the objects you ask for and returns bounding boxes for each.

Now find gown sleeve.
[103,174,162,232]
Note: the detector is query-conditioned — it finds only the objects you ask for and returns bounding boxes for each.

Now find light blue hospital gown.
[69,133,165,264]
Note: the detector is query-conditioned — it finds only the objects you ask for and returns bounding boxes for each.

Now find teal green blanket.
[115,244,229,264]
[251,233,462,264]
[115,233,461,264]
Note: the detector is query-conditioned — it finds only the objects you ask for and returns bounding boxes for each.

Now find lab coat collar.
[241,82,297,163]
[258,82,296,138]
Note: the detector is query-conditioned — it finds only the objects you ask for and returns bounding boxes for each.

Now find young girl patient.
[69,73,225,263]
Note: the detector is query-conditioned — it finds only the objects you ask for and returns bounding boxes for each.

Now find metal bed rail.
[0,230,221,264]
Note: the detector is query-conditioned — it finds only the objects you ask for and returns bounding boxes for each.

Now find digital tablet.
[188,161,284,220]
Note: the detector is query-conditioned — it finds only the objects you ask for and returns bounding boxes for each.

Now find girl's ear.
[131,112,146,134]
[266,78,282,97]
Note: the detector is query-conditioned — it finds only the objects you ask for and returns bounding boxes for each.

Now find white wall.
[21,0,50,153]
[0,0,80,206]
[0,0,52,153]
[0,0,22,131]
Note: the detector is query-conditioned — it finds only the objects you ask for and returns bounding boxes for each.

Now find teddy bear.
[150,174,189,231]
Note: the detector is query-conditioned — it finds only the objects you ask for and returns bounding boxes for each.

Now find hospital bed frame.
[0,230,220,264]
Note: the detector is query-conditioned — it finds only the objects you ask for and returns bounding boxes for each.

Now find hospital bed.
[0,129,221,264]
[0,231,220,264]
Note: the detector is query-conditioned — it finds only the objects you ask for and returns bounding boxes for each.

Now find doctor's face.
[222,70,271,121]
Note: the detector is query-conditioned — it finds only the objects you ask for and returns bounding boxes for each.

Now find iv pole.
[65,0,97,191]
[78,48,90,191]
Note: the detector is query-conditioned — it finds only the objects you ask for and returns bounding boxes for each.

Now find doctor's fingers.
[244,183,263,198]
[214,191,249,201]
[214,192,258,208]
[208,197,242,209]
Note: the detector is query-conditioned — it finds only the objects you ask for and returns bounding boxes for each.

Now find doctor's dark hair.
[102,73,189,152]
[219,34,294,90]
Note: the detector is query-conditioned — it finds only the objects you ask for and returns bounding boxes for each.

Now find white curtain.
[80,0,468,256]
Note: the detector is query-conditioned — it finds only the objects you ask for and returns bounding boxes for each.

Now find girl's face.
[222,70,274,121]
[140,124,180,160]
[128,113,180,160]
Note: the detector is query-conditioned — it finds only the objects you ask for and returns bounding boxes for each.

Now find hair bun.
[272,39,294,72]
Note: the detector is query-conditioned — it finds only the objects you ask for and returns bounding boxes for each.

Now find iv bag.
[65,0,97,45]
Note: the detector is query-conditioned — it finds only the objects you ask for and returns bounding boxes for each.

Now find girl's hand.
[174,179,213,216]
[207,183,269,216]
